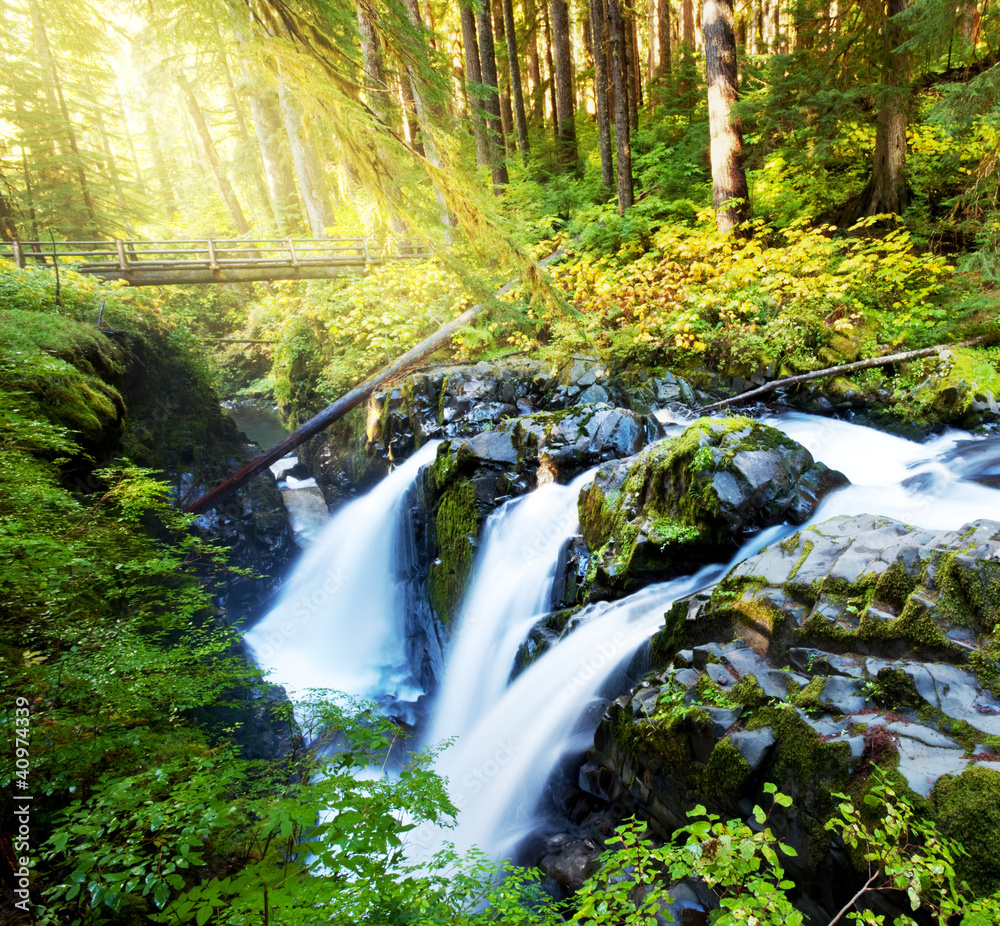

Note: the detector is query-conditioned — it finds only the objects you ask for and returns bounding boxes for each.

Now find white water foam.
[245,440,440,700]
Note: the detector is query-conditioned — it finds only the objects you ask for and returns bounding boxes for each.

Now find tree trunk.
[525,0,544,122]
[358,8,388,113]
[630,10,643,117]
[622,6,637,129]
[217,44,271,223]
[242,69,303,233]
[864,0,911,216]
[493,0,516,152]
[115,94,144,190]
[15,96,40,238]
[591,0,615,188]
[178,74,252,235]
[142,106,177,223]
[550,0,579,170]
[658,0,672,81]
[608,0,634,213]
[275,70,338,236]
[400,0,453,237]
[542,0,560,137]
[0,164,20,241]
[703,0,750,235]
[477,0,511,190]
[460,3,491,166]
[502,0,531,161]
[398,69,426,156]
[91,100,134,235]
[29,0,96,235]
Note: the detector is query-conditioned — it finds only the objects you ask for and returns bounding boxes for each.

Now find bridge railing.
[0,237,430,273]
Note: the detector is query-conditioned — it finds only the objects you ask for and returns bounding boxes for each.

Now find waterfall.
[429,468,597,747]
[244,440,440,702]
[247,411,1000,868]
[411,564,726,859]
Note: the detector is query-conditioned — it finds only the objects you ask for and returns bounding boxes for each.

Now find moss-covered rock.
[933,765,1000,896]
[577,416,848,597]
[419,430,526,628]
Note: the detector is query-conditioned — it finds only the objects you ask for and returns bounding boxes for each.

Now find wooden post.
[207,238,218,270]
[12,239,22,267]
[288,238,299,268]
[115,238,128,272]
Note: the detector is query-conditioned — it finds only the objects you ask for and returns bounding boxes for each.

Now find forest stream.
[245,402,1000,918]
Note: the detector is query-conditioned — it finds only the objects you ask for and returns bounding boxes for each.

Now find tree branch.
[696,335,995,413]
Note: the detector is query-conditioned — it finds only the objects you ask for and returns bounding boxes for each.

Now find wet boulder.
[578,416,848,597]
[586,514,1000,915]
[365,359,558,464]
[509,404,664,483]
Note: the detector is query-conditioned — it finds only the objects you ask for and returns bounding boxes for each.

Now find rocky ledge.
[580,514,1000,913]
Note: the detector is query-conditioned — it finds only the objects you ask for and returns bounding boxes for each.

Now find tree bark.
[0,164,20,241]
[115,94,144,190]
[92,100,134,235]
[608,0,634,213]
[591,0,615,188]
[178,74,252,235]
[29,0,96,235]
[630,9,643,118]
[477,0,511,190]
[502,0,531,161]
[542,0,560,137]
[400,0,453,237]
[525,0,543,121]
[217,43,271,222]
[398,68,426,156]
[493,0,516,152]
[703,0,750,235]
[142,106,177,223]
[460,2,491,166]
[658,0,672,81]
[865,0,911,217]
[242,70,303,233]
[550,0,579,170]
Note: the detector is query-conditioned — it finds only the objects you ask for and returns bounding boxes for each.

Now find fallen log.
[184,247,568,515]
[696,335,993,414]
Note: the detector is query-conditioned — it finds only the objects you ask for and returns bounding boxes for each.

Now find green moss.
[871,668,921,710]
[729,674,769,710]
[786,539,814,582]
[933,766,1000,897]
[747,704,850,787]
[969,650,1000,699]
[791,676,826,711]
[935,549,1000,635]
[704,738,753,804]
[873,561,918,613]
[426,478,478,628]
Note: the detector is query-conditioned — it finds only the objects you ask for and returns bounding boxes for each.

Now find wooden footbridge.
[0,238,431,286]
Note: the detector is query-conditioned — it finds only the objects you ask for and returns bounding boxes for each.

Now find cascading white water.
[246,410,1000,867]
[244,440,440,701]
[415,413,1000,860]
[429,468,598,747]
[411,564,727,859]
[764,412,1000,529]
